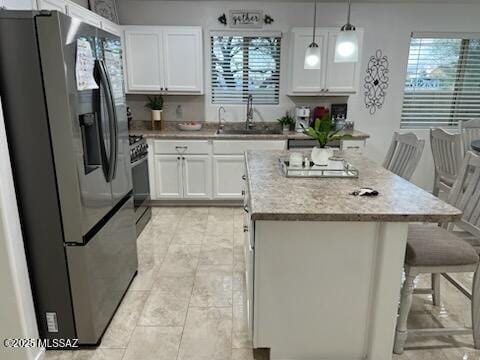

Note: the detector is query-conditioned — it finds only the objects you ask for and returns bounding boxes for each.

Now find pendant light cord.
[347,0,351,25]
[312,0,317,44]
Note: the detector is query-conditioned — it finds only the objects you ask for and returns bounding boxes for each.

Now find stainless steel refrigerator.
[0,10,137,345]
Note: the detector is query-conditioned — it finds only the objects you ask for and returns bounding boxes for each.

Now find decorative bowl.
[177,122,202,131]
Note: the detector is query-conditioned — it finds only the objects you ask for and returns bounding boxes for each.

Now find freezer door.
[35,13,116,242]
[66,196,137,344]
[97,30,132,205]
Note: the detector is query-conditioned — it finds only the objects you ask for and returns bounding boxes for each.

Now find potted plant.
[277,111,295,132]
[304,109,351,166]
[145,95,164,129]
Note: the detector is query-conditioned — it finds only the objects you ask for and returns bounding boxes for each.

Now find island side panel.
[366,222,408,360]
[253,220,408,360]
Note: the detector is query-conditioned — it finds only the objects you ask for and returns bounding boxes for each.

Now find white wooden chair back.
[459,119,480,154]
[447,151,480,238]
[383,132,425,180]
[430,128,463,186]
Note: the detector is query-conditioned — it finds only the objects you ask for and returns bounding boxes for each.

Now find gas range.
[129,135,148,164]
[128,134,151,236]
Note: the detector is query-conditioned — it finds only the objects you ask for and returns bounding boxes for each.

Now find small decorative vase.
[282,125,290,133]
[311,147,333,166]
[151,110,163,130]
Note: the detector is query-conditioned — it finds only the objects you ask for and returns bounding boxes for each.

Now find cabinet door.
[67,2,102,28]
[290,29,327,93]
[212,155,245,199]
[324,31,359,93]
[182,155,212,199]
[154,155,183,199]
[163,27,203,93]
[37,0,66,12]
[124,28,164,92]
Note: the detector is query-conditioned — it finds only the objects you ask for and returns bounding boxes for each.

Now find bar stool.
[393,151,480,354]
[383,132,425,180]
[459,119,480,155]
[430,128,463,196]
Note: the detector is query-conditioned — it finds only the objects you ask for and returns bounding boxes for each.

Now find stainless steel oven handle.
[131,156,148,168]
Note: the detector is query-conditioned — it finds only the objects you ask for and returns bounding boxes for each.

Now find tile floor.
[44,207,480,360]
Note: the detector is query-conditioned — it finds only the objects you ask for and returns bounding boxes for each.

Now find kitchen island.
[243,150,461,360]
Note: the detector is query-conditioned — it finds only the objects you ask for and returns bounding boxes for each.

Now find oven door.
[131,156,150,213]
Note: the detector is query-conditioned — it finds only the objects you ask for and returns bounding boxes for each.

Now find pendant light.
[304,0,321,70]
[335,0,359,63]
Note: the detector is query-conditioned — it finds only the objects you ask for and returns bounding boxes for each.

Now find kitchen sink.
[216,128,283,135]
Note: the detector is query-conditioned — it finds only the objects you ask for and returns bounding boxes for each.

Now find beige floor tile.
[178,307,232,360]
[100,291,149,349]
[158,245,200,276]
[128,264,159,291]
[171,230,205,245]
[199,242,233,265]
[122,326,183,360]
[190,265,233,307]
[44,351,74,360]
[232,348,254,360]
[71,349,124,360]
[138,277,194,327]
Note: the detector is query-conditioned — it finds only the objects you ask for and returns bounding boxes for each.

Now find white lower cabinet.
[182,155,212,199]
[150,139,286,201]
[213,155,245,199]
[154,155,183,199]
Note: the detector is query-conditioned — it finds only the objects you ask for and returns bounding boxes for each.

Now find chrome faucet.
[246,94,254,129]
[218,106,226,130]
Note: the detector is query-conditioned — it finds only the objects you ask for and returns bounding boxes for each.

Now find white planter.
[311,147,333,166]
[151,109,162,121]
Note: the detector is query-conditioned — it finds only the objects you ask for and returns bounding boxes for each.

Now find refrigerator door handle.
[95,60,117,183]
[93,60,111,180]
[100,60,118,182]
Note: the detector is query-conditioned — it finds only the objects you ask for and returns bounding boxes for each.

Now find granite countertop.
[245,150,462,222]
[129,121,370,141]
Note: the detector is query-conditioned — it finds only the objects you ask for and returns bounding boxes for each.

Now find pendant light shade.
[304,0,321,70]
[334,0,359,63]
[304,43,321,69]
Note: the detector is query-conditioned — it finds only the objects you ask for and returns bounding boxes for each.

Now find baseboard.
[149,200,242,207]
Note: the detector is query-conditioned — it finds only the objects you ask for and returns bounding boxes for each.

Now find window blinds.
[210,35,281,105]
[401,35,480,129]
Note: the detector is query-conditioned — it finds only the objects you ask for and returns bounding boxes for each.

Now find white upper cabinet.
[290,29,328,94]
[3,0,35,9]
[124,26,204,94]
[324,30,362,93]
[37,0,66,12]
[163,27,203,93]
[289,28,363,95]
[124,28,164,92]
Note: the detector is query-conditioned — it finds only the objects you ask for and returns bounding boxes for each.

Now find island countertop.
[245,150,462,222]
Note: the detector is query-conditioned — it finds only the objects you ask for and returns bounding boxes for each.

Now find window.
[210,34,281,104]
[401,34,480,129]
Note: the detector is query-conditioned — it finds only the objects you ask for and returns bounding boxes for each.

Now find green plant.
[145,95,164,111]
[277,111,295,127]
[304,116,352,148]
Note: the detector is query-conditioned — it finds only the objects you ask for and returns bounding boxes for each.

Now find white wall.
[118,1,480,190]
[0,99,42,360]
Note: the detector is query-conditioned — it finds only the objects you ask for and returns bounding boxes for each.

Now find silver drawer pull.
[242,174,246,181]
[244,205,249,213]
[347,146,360,149]
[241,190,245,196]
[175,146,188,149]
[243,225,248,232]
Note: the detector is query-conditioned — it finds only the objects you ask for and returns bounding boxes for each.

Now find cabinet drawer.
[213,140,286,154]
[340,140,365,153]
[153,140,210,154]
